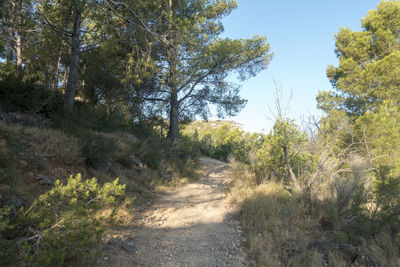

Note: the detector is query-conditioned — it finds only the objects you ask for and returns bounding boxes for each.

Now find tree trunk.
[282,126,302,192]
[8,0,23,77]
[168,90,179,140]
[166,0,180,140]
[52,55,61,91]
[6,40,14,64]
[62,65,68,89]
[282,144,301,191]
[15,31,22,78]
[64,6,81,108]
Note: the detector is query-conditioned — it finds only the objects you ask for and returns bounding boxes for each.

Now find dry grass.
[0,120,82,164]
[229,180,322,266]
[94,197,135,226]
[24,127,82,163]
[228,160,400,267]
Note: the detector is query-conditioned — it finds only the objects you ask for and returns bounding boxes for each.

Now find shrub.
[0,140,13,169]
[253,119,316,185]
[182,121,247,162]
[54,103,129,133]
[138,137,165,170]
[167,138,200,176]
[143,150,163,170]
[79,131,117,167]
[0,174,126,266]
[0,75,63,118]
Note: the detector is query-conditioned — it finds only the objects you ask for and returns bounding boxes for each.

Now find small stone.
[121,242,137,252]
[133,158,143,168]
[36,175,53,185]
[108,237,119,245]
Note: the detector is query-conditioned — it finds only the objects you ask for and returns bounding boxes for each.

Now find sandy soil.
[99,157,248,267]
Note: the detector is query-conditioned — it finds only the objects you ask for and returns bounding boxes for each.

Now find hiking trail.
[100,157,248,267]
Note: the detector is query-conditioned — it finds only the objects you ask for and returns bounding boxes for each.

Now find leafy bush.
[0,74,63,118]
[167,138,200,176]
[0,174,126,266]
[0,140,13,169]
[253,119,316,185]
[134,136,165,170]
[182,121,252,162]
[138,136,199,176]
[54,103,129,133]
[79,131,117,167]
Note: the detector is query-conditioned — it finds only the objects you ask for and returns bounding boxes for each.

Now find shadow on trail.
[98,157,248,267]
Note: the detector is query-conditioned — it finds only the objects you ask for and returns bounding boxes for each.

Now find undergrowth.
[0,173,129,266]
[0,77,203,266]
[228,161,400,267]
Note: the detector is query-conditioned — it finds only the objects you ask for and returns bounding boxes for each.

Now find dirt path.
[99,157,248,267]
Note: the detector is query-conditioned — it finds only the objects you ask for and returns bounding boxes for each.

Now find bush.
[0,140,13,169]
[135,136,165,170]
[0,75,63,118]
[79,131,117,167]
[54,103,129,133]
[167,138,200,176]
[182,121,254,163]
[0,174,126,266]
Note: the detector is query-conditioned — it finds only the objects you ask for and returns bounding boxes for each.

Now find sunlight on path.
[99,157,248,267]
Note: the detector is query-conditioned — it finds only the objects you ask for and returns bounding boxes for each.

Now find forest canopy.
[0,0,272,139]
[317,1,400,117]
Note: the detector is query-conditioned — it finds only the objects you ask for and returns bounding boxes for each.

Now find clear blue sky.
[220,0,381,133]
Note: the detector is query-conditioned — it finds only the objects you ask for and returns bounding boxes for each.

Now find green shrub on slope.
[0,173,126,266]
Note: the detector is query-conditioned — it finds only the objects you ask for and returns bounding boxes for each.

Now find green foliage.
[183,119,316,185]
[114,0,272,138]
[318,1,400,116]
[254,119,316,184]
[79,131,117,167]
[182,120,251,162]
[0,75,63,117]
[142,149,163,170]
[329,101,400,240]
[167,138,200,177]
[312,103,400,254]
[333,230,350,244]
[0,140,14,169]
[0,174,126,266]
[54,103,130,133]
[314,5,400,243]
[137,134,199,176]
[317,109,354,155]
[372,167,400,232]
[355,101,400,176]
[133,135,165,170]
